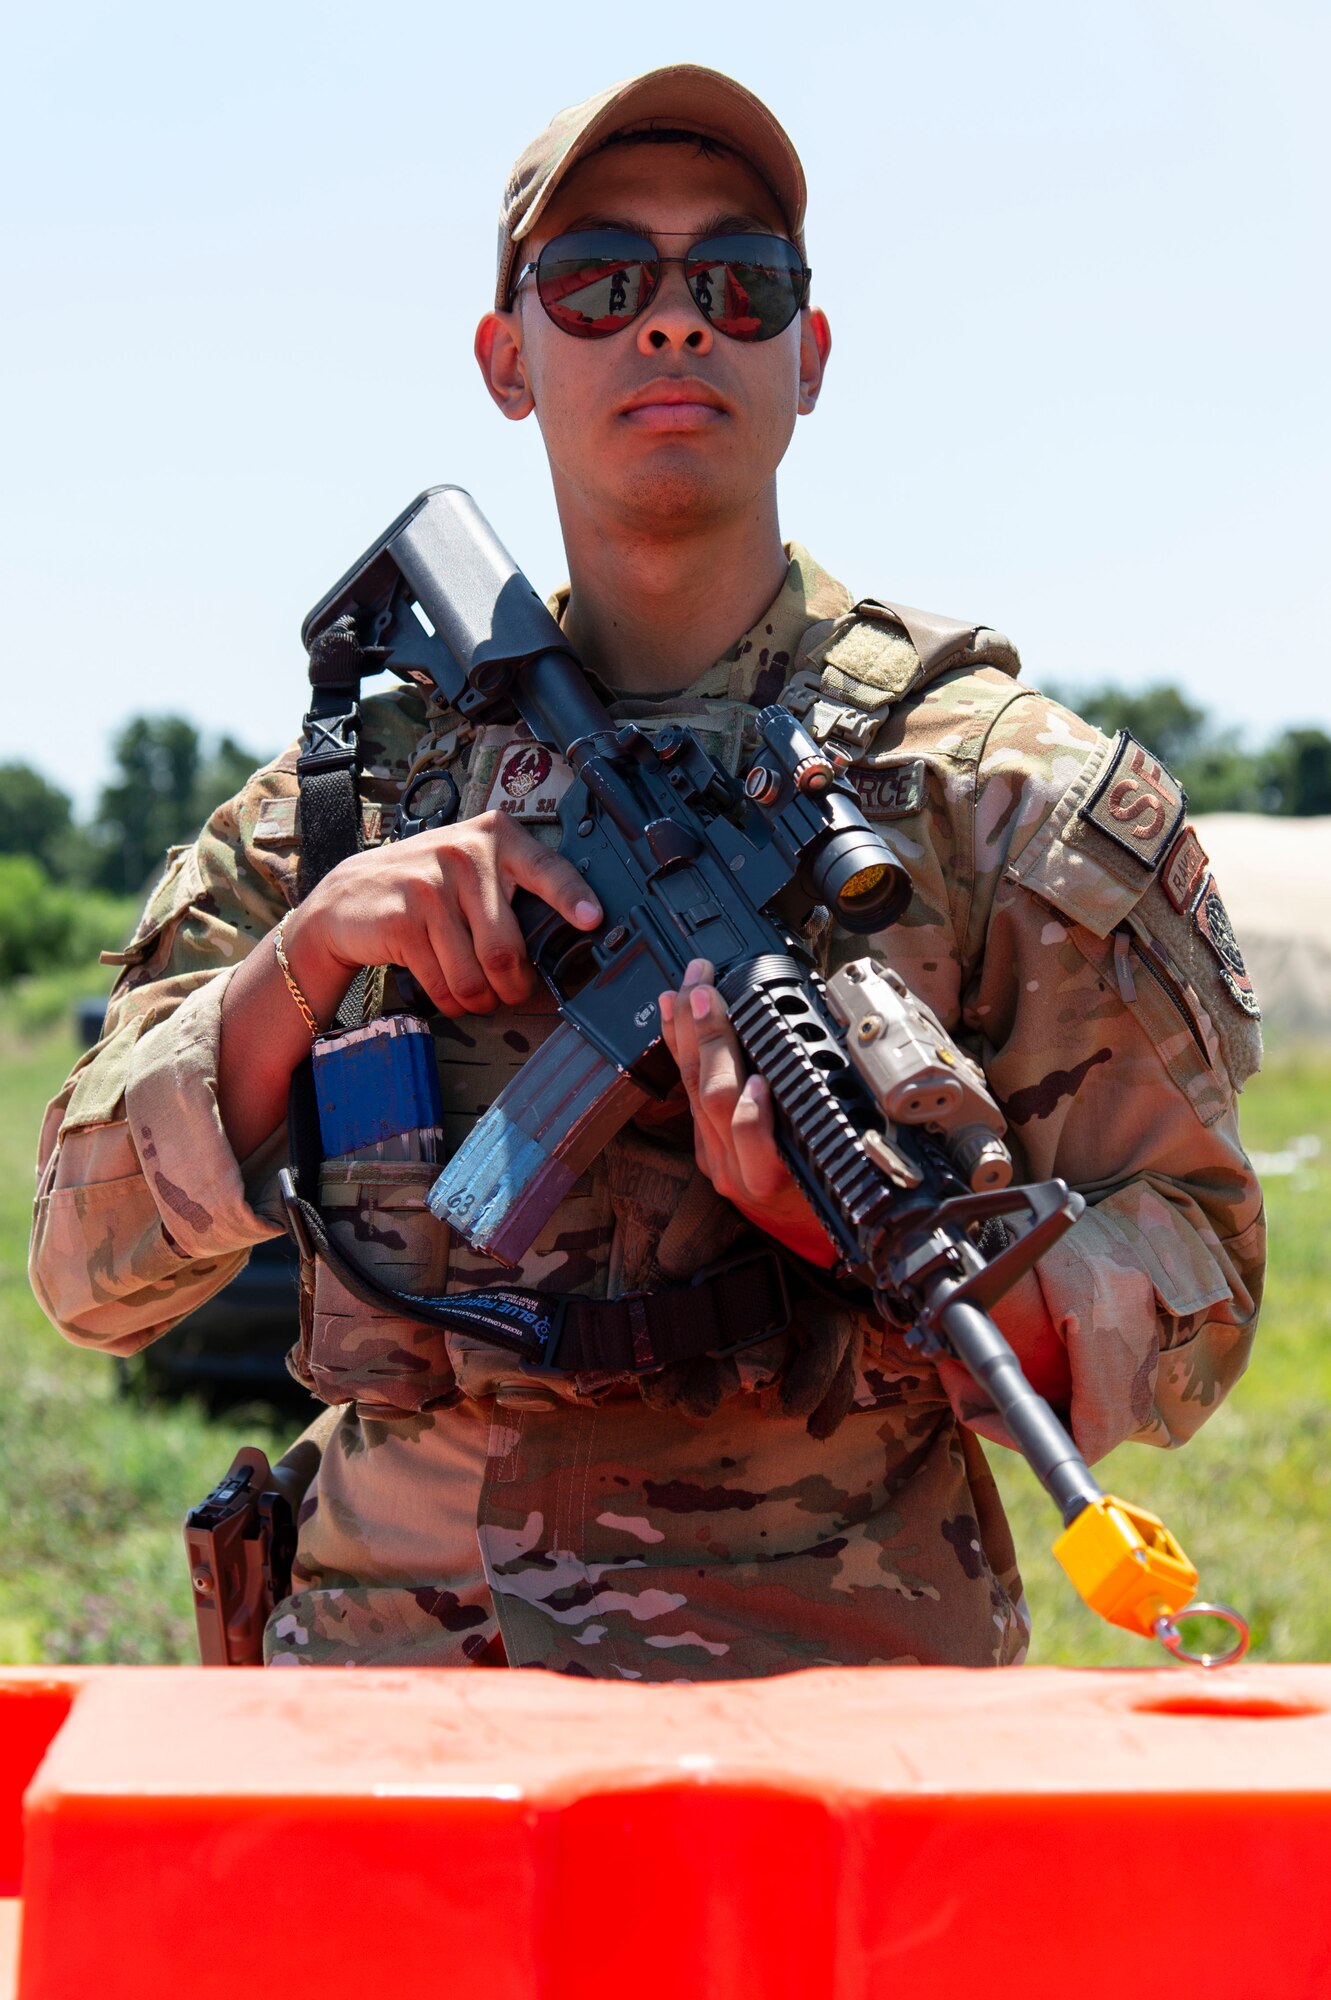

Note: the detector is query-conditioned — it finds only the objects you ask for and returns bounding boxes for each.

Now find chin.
[613,457,751,528]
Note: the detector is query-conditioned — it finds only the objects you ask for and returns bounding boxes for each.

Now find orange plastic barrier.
[3,1663,1331,2000]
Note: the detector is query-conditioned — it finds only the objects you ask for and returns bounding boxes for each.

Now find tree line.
[0,718,264,982]
[1,690,1327,984]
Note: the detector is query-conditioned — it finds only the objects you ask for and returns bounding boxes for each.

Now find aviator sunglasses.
[513,228,811,342]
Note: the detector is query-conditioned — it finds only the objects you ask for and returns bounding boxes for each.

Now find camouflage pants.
[264,1389,1030,1676]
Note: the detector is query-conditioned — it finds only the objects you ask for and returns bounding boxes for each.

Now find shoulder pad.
[1011,736,1183,936]
[1009,730,1261,1087]
[787,599,1021,751]
[1010,729,1187,938]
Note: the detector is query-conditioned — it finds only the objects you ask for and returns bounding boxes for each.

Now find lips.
[618,379,730,428]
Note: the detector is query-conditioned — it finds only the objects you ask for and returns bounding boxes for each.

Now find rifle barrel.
[935,1292,1100,1525]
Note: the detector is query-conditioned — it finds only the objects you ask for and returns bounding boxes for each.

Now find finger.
[502,824,602,930]
[670,958,716,1093]
[658,987,680,1061]
[399,940,465,1019]
[669,977,703,1104]
[689,981,748,1144]
[729,1075,791,1202]
[659,990,722,1175]
[455,872,535,1009]
[425,908,498,1015]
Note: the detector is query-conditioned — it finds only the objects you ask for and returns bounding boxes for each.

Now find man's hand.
[217,813,600,1161]
[659,957,837,1268]
[288,811,602,1020]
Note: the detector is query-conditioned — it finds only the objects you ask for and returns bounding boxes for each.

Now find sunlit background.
[4,0,1327,810]
[2,1,1329,1672]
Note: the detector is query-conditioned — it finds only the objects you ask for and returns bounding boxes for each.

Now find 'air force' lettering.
[851,756,927,821]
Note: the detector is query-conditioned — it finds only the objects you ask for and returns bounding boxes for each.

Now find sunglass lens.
[536,231,658,337]
[685,235,808,341]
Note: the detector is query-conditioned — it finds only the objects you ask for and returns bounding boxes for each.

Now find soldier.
[30,66,1264,1675]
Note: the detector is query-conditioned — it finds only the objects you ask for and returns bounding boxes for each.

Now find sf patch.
[1195,882,1261,1017]
[1079,731,1185,869]
[852,756,927,820]
[1160,824,1210,914]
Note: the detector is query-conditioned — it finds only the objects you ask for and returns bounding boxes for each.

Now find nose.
[635,262,713,356]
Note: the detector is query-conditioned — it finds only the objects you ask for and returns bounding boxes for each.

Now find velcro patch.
[254,796,383,845]
[1194,882,1261,1017]
[851,757,927,820]
[1160,825,1211,914]
[483,740,574,823]
[1079,731,1185,869]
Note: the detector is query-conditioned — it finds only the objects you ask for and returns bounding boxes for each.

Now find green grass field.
[2,989,1327,1667]
[0,990,284,1664]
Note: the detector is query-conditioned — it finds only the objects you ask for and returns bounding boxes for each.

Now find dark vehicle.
[76,998,307,1405]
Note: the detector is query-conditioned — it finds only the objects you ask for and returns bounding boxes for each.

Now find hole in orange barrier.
[1132,1693,1325,1721]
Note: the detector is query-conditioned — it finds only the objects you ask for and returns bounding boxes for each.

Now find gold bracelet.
[274,914,319,1041]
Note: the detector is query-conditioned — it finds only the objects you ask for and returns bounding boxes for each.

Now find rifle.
[302,485,1247,1668]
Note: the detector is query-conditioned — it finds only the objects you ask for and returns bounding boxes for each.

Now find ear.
[475,309,535,421]
[797,307,832,417]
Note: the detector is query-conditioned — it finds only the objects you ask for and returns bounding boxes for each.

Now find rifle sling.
[296,620,369,1023]
[284,1054,794,1377]
[283,1178,794,1377]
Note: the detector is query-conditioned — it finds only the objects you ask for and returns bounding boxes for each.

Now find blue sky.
[3,0,1327,807]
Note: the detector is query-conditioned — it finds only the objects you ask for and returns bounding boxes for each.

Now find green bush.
[0,856,135,983]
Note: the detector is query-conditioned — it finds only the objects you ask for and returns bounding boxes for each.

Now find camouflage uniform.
[29,548,1265,1676]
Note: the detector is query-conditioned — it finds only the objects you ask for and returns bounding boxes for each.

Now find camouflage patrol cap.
[495,65,807,312]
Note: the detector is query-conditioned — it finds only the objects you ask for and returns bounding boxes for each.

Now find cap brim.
[496,65,806,311]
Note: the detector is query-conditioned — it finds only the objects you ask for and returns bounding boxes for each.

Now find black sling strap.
[296,614,373,1024]
[281,1061,795,1378]
[296,615,368,897]
[281,1166,793,1376]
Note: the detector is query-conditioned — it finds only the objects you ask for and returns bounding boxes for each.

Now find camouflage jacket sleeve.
[28,751,307,1352]
[847,676,1266,1466]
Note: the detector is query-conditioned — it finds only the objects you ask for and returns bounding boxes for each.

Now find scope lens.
[809,829,911,933]
[839,863,888,904]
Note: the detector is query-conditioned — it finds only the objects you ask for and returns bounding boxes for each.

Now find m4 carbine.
[302,486,1247,1668]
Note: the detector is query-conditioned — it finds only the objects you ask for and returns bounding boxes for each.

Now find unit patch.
[1079,731,1186,869]
[1160,825,1211,914]
[852,757,927,820]
[483,740,574,822]
[1194,882,1261,1017]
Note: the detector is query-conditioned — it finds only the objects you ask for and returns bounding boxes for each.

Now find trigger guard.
[511,889,599,999]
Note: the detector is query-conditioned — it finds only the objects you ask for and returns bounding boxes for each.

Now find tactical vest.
[284,600,1021,1419]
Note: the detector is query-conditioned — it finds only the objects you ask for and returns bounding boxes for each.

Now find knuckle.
[479,941,521,982]
[699,1071,734,1113]
[447,972,489,1016]
[535,850,577,893]
[731,1092,759,1131]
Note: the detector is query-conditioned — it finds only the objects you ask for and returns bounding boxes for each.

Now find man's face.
[478,141,829,533]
